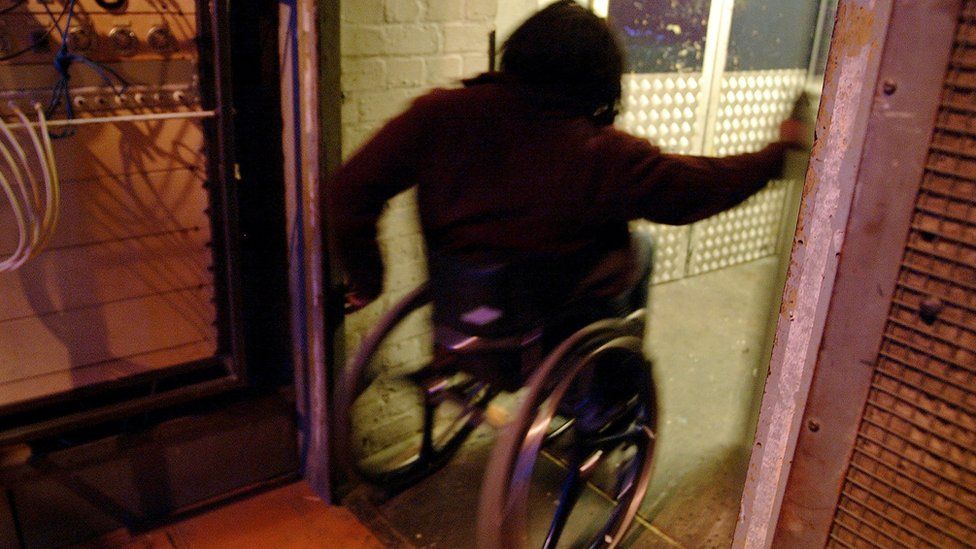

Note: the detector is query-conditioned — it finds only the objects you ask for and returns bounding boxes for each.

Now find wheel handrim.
[480,331,657,549]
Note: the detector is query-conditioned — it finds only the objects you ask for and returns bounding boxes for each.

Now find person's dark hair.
[501,1,624,125]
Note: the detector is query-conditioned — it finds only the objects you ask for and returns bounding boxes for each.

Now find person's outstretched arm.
[606,119,806,225]
[325,96,433,307]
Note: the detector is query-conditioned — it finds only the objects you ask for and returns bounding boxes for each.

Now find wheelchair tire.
[334,283,493,493]
[476,318,657,549]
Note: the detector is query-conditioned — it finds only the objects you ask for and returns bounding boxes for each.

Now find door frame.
[733,2,894,544]
[734,1,963,546]
[289,0,938,533]
[752,0,962,546]
[279,0,335,501]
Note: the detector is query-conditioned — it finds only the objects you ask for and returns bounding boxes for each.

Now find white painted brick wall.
[427,0,465,22]
[340,0,499,368]
[443,22,493,53]
[467,0,497,20]
[387,57,426,87]
[386,0,422,22]
[384,25,440,55]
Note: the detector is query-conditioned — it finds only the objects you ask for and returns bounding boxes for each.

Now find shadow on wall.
[4,120,214,406]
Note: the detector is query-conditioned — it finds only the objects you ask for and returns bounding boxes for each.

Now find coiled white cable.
[0,103,61,272]
[34,104,60,253]
[0,147,29,272]
[0,105,42,268]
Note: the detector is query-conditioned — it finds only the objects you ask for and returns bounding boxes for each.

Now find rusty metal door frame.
[735,1,893,545]
[771,0,964,546]
[734,1,964,547]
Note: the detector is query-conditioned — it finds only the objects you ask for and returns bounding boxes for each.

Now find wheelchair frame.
[334,281,658,548]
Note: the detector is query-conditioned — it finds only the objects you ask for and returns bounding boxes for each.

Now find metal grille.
[828,5,976,547]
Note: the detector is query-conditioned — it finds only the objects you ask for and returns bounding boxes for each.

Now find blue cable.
[44,0,130,138]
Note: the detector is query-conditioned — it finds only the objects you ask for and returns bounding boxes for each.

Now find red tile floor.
[90,482,386,549]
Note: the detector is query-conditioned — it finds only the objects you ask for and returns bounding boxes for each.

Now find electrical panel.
[0,0,236,426]
[0,1,200,112]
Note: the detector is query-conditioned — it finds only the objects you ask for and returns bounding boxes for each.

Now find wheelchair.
[334,254,658,548]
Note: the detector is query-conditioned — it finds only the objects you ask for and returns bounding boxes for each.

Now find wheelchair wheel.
[334,283,495,493]
[477,316,657,549]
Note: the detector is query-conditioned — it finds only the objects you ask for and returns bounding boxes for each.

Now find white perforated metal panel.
[620,73,706,155]
[620,69,805,282]
[687,69,806,275]
[689,179,791,275]
[713,69,807,156]
[631,221,691,285]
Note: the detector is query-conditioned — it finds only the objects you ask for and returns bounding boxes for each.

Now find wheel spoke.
[419,392,437,459]
[352,370,494,491]
[587,506,624,549]
[431,386,495,451]
[585,424,652,450]
[543,417,576,446]
[585,453,644,548]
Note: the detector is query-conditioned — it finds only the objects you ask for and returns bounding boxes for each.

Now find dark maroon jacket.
[327,76,790,302]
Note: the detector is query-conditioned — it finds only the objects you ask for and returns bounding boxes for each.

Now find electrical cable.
[0,0,112,271]
[14,104,55,255]
[45,0,77,135]
[0,107,34,269]
[0,147,29,271]
[0,103,61,271]
[0,110,39,260]
[0,111,38,217]
[0,33,50,63]
[0,110,34,271]
[43,0,130,138]
[35,103,59,250]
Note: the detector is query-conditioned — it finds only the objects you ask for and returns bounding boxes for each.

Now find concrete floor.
[641,256,781,547]
[348,257,783,548]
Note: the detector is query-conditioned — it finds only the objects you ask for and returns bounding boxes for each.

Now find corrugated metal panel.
[828,3,976,547]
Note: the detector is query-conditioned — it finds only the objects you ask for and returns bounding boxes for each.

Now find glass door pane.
[604,0,836,545]
[611,1,715,285]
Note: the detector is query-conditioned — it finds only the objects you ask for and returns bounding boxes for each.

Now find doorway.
[330,0,838,545]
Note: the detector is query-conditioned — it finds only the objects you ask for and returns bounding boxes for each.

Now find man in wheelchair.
[327,2,805,546]
[328,0,802,323]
